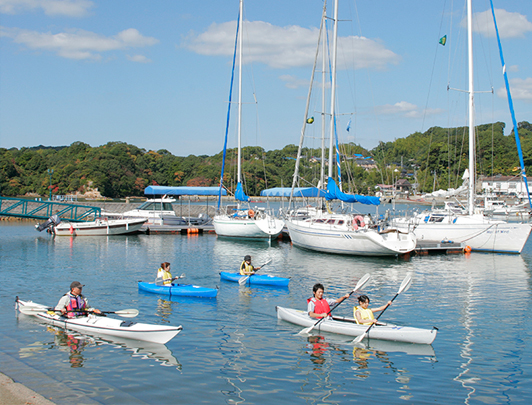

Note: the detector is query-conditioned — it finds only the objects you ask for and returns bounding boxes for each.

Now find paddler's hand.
[61,308,66,315]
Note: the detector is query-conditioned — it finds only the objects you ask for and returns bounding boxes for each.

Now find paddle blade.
[113,309,139,318]
[298,325,314,335]
[353,333,367,344]
[238,276,250,285]
[353,273,371,292]
[19,306,49,315]
[398,274,413,294]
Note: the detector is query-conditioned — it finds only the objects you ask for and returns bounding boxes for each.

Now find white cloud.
[471,9,532,38]
[376,101,443,118]
[127,54,151,63]
[279,74,309,89]
[496,77,532,103]
[0,0,94,17]
[184,20,400,70]
[0,26,159,60]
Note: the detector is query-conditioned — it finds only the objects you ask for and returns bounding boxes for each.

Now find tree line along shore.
[2,121,530,200]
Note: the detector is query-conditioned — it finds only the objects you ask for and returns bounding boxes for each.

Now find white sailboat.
[391,0,531,254]
[285,0,417,257]
[213,0,284,240]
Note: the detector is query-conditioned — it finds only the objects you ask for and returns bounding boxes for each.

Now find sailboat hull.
[213,215,284,239]
[285,217,416,256]
[393,214,531,254]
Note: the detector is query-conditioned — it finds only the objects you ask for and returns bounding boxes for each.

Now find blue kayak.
[138,282,218,298]
[220,272,290,287]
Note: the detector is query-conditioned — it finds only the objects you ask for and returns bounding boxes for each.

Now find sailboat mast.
[328,0,339,180]
[320,8,327,188]
[237,0,243,185]
[467,0,475,215]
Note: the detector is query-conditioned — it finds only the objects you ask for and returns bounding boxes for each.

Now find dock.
[414,240,465,255]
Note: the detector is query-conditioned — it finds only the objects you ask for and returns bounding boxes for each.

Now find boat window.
[162,203,173,210]
[337,220,344,225]
[314,219,326,223]
[326,219,336,224]
[137,202,154,210]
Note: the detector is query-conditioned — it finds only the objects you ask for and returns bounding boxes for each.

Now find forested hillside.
[1,121,531,198]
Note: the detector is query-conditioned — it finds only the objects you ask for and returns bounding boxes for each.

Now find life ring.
[248,209,255,219]
[464,245,472,253]
[352,215,365,230]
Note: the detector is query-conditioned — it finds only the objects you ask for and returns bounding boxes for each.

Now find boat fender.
[120,321,137,327]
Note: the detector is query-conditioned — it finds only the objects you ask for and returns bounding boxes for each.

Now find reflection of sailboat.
[19,325,181,369]
[392,0,531,254]
[285,0,417,256]
[213,0,284,241]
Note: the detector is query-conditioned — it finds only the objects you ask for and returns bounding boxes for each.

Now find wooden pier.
[414,240,465,255]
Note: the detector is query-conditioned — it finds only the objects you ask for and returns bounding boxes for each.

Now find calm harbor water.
[1,221,532,404]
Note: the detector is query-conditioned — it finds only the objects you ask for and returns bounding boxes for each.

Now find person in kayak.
[353,295,391,325]
[239,255,262,275]
[55,281,101,318]
[156,262,181,286]
[307,283,350,319]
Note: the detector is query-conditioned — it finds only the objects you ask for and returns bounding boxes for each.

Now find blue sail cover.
[325,177,380,205]
[260,187,327,198]
[235,182,250,202]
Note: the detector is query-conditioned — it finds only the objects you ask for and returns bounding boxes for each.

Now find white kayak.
[16,299,182,344]
[276,306,437,345]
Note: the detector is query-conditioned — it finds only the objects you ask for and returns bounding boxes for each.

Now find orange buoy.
[464,245,472,253]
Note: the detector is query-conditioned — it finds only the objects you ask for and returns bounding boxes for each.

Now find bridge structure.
[0,196,101,222]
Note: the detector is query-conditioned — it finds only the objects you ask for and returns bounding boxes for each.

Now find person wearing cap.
[239,255,261,276]
[55,281,101,318]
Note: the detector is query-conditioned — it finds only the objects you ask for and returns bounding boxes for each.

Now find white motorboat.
[51,217,146,236]
[104,196,176,225]
[16,299,182,345]
[276,306,437,345]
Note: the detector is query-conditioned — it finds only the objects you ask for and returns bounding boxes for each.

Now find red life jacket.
[65,294,86,318]
[307,297,331,318]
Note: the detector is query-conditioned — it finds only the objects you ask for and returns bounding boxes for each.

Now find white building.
[481,175,532,198]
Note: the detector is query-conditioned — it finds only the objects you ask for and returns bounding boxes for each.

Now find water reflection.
[18,325,181,369]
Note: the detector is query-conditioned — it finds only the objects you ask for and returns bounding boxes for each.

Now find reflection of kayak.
[276,306,437,345]
[16,299,182,344]
[220,272,290,287]
[138,282,218,298]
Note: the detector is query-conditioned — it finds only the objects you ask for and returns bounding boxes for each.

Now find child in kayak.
[354,295,391,325]
[156,262,182,286]
[307,283,350,319]
[239,255,262,275]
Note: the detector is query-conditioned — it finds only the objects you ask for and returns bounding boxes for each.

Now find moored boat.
[220,271,290,287]
[16,299,182,344]
[138,282,218,298]
[276,306,437,345]
[36,216,148,236]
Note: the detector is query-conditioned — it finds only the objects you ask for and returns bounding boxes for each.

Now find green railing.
[0,197,101,222]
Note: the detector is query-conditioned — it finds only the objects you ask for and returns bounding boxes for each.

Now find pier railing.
[0,197,101,222]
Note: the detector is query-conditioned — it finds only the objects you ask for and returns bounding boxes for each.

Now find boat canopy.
[325,177,380,206]
[144,186,226,196]
[261,187,327,198]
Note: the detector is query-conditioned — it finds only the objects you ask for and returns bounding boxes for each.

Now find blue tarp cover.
[325,177,380,205]
[235,182,250,202]
[144,186,227,196]
[260,187,327,198]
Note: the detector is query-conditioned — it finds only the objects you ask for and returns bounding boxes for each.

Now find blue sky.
[1,0,531,157]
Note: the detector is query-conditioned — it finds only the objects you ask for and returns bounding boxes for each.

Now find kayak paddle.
[299,273,371,335]
[238,258,272,285]
[19,306,139,318]
[352,273,412,344]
